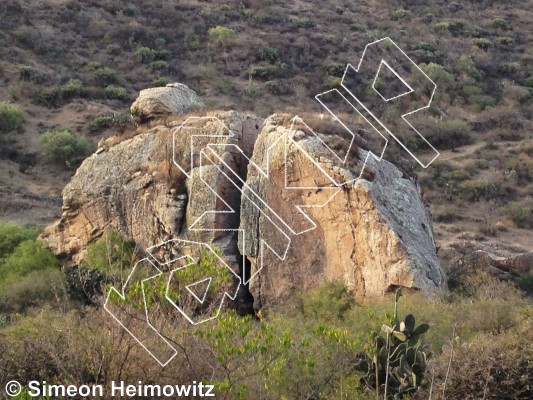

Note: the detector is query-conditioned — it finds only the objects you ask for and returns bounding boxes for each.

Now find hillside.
[0,1,532,398]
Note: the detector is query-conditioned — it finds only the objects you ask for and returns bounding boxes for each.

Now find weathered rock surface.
[130,83,204,122]
[42,100,446,307]
[474,250,533,279]
[40,111,262,264]
[239,115,446,307]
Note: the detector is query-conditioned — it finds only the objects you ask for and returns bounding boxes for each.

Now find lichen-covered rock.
[239,115,446,307]
[40,111,262,263]
[41,101,446,308]
[130,83,204,122]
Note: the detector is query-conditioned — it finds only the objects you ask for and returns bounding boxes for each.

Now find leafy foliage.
[39,127,92,167]
[0,101,24,134]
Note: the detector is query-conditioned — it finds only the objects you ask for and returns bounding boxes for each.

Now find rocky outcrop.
[239,115,446,306]
[474,250,533,279]
[42,94,446,307]
[41,111,262,263]
[130,83,204,122]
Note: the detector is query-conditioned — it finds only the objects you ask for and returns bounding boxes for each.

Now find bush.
[259,47,279,63]
[472,38,492,49]
[350,22,365,31]
[468,93,497,109]
[208,25,236,47]
[94,67,118,86]
[296,17,315,28]
[0,240,60,287]
[502,201,533,228]
[88,116,114,132]
[153,49,172,60]
[0,101,24,134]
[134,46,154,63]
[18,66,47,84]
[391,9,408,20]
[0,268,66,313]
[59,79,84,99]
[83,230,135,279]
[249,65,278,80]
[149,60,169,70]
[0,221,38,257]
[492,17,509,29]
[106,43,121,55]
[40,128,92,167]
[105,85,128,101]
[323,62,345,77]
[496,36,514,45]
[152,77,171,87]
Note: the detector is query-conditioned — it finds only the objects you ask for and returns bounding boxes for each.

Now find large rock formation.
[130,83,204,122]
[41,110,261,264]
[41,86,446,308]
[239,115,446,306]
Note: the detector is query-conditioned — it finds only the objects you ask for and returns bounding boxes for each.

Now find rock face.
[130,83,204,122]
[41,111,262,264]
[474,250,533,279]
[41,98,446,308]
[238,115,446,307]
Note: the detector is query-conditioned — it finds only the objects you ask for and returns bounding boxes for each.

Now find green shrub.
[134,46,154,63]
[94,67,118,86]
[323,62,345,77]
[59,79,84,99]
[525,76,533,88]
[105,85,128,101]
[0,268,66,313]
[468,93,496,109]
[422,63,456,91]
[149,60,169,70]
[259,47,279,63]
[152,77,171,87]
[106,43,121,55]
[124,4,140,16]
[83,230,135,279]
[0,240,60,287]
[322,75,342,89]
[0,221,38,257]
[502,201,533,228]
[458,179,485,201]
[517,274,533,295]
[18,66,47,84]
[296,17,315,28]
[496,36,514,45]
[11,25,40,49]
[492,17,509,29]
[249,65,278,80]
[88,116,114,132]
[40,128,92,167]
[435,19,464,33]
[0,101,24,134]
[391,9,408,20]
[423,119,472,150]
[265,80,284,95]
[153,49,172,60]
[36,89,60,108]
[208,25,236,47]
[456,55,484,81]
[350,22,365,31]
[472,38,492,49]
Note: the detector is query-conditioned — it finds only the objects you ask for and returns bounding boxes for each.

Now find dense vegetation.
[0,223,532,399]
